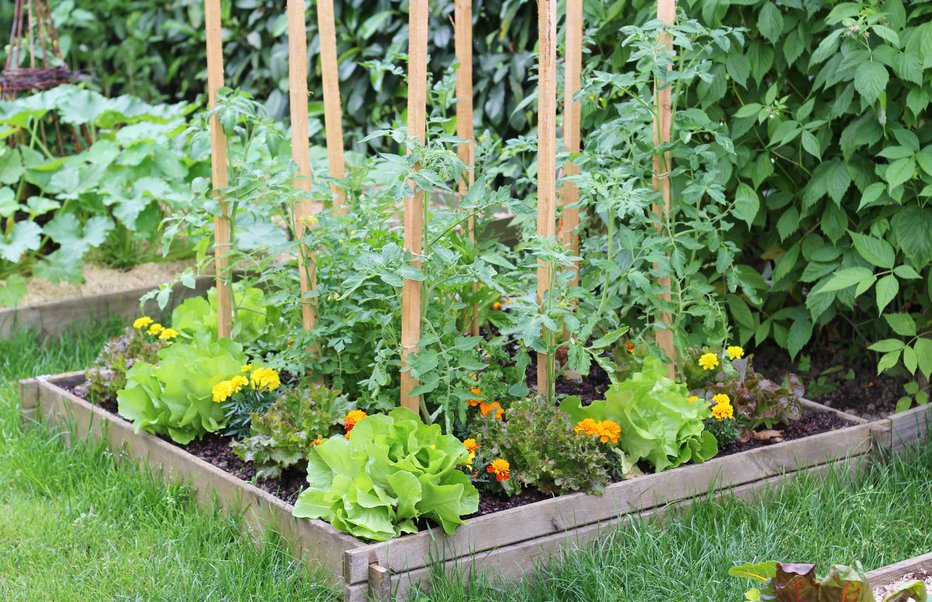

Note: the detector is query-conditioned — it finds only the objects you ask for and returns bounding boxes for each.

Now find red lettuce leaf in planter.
[731,561,876,602]
[708,356,803,433]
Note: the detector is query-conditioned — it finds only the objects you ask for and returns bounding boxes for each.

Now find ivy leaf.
[0,220,42,262]
[849,232,895,269]
[854,61,888,104]
[758,2,784,44]
[875,275,899,314]
[733,183,759,227]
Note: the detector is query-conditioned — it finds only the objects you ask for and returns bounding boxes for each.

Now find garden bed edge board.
[866,551,932,587]
[18,373,364,583]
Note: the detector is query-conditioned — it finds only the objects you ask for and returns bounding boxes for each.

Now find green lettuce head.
[117,338,246,444]
[561,356,718,473]
[293,407,479,542]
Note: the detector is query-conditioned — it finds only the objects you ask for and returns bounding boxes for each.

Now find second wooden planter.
[19,372,930,601]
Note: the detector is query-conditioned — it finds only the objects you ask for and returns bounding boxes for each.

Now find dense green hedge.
[3,0,928,372]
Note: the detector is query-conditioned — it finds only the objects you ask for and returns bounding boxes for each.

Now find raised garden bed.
[22,371,931,601]
[0,274,213,340]
[867,551,932,599]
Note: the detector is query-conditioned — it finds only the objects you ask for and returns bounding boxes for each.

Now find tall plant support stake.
[287,0,318,332]
[316,0,347,212]
[400,0,429,412]
[652,0,676,377]
[558,0,582,287]
[455,0,478,336]
[204,0,232,338]
[536,0,557,395]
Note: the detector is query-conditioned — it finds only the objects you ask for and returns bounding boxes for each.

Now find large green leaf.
[891,206,932,267]
[0,221,42,262]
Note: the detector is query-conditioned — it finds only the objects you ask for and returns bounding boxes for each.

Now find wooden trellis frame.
[558,0,583,286]
[316,0,347,212]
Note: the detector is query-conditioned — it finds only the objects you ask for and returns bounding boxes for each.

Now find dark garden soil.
[754,342,906,421]
[63,377,854,517]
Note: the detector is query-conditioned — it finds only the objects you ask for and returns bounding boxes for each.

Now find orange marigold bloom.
[311,438,323,446]
[487,458,510,482]
[466,387,483,407]
[575,418,620,444]
[344,409,367,432]
[574,418,600,437]
[625,341,635,353]
[463,438,479,454]
[492,301,503,310]
[479,401,504,420]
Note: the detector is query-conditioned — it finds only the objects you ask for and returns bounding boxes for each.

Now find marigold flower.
[466,387,483,407]
[311,438,323,446]
[574,418,600,437]
[698,352,719,371]
[147,323,164,336]
[726,346,745,360]
[712,402,734,421]
[158,328,179,340]
[466,452,476,470]
[687,395,699,403]
[229,375,248,393]
[250,367,281,391]
[343,409,367,432]
[133,316,153,330]
[241,364,252,373]
[479,401,504,420]
[463,438,479,454]
[212,380,234,403]
[575,418,621,444]
[625,341,635,353]
[487,458,510,482]
[711,393,730,406]
[492,301,503,310]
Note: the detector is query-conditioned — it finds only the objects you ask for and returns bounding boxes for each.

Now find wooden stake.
[536,0,557,396]
[204,0,232,339]
[653,0,676,377]
[316,0,347,212]
[288,0,317,332]
[558,0,582,287]
[400,0,429,412]
[455,0,478,336]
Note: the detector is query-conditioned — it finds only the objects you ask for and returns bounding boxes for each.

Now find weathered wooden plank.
[890,403,932,450]
[373,457,870,600]
[866,551,932,587]
[0,277,213,340]
[29,375,364,582]
[345,419,875,584]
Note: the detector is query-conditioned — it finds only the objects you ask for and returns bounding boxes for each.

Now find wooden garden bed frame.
[20,372,931,601]
[866,551,932,588]
[0,276,214,340]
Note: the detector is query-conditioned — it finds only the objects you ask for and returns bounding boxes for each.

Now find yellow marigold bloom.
[229,375,248,394]
[147,323,164,336]
[711,393,730,406]
[479,401,504,420]
[487,458,510,482]
[727,345,745,360]
[133,316,153,330]
[463,438,479,454]
[712,402,734,421]
[344,409,367,432]
[158,328,179,340]
[212,380,234,403]
[250,367,281,391]
[698,352,720,371]
[687,395,699,403]
[466,452,476,470]
[241,364,252,373]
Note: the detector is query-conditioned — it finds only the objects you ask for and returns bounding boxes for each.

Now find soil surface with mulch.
[754,342,906,421]
[63,377,854,516]
[873,569,932,600]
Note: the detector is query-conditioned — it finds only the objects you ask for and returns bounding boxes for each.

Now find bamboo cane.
[536,0,557,395]
[399,0,429,412]
[653,0,676,378]
[204,0,232,338]
[455,0,478,336]
[287,0,318,332]
[316,0,347,212]
[558,0,582,286]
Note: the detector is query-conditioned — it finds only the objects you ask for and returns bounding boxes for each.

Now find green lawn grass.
[1,321,930,601]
